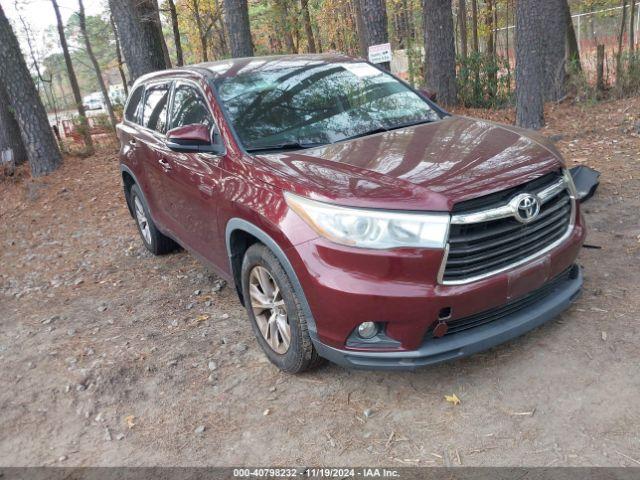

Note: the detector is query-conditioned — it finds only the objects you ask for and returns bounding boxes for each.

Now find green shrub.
[90,113,111,128]
[616,51,640,96]
[565,58,600,104]
[457,52,512,108]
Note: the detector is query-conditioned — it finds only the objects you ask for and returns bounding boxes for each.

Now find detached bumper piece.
[315,265,583,370]
[570,165,600,202]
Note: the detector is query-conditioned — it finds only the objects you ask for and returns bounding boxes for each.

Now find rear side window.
[169,84,214,130]
[142,84,170,133]
[124,86,144,123]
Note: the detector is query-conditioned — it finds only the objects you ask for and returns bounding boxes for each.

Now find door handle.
[158,158,172,170]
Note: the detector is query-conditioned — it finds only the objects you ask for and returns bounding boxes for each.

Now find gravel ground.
[1,98,639,467]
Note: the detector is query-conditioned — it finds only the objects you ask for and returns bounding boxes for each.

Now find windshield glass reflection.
[214,61,440,151]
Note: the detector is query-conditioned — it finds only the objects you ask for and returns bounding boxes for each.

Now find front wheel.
[241,243,323,373]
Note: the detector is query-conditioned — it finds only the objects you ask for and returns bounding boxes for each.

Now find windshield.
[214,61,441,151]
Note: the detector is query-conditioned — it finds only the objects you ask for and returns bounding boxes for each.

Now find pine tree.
[0,5,62,176]
[108,0,168,80]
[223,0,254,57]
[423,0,457,106]
[516,0,545,129]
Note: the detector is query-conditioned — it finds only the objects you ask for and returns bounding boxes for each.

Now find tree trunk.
[485,0,497,95]
[423,0,457,106]
[15,12,59,122]
[214,0,230,58]
[152,0,172,68]
[630,0,636,52]
[493,1,498,54]
[0,86,28,166]
[515,0,545,129]
[300,0,316,53]
[565,0,582,71]
[402,0,415,41]
[191,0,208,61]
[505,0,511,74]
[110,14,129,95]
[79,0,117,129]
[542,0,567,101]
[360,0,390,70]
[394,3,410,48]
[596,44,606,91]
[471,0,479,53]
[275,0,296,53]
[354,0,369,58]
[486,0,495,56]
[0,5,62,176]
[223,0,253,57]
[616,0,628,86]
[108,0,168,81]
[458,0,468,60]
[52,0,93,153]
[167,0,184,65]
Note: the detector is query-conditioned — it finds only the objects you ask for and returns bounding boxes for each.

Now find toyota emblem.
[512,194,541,223]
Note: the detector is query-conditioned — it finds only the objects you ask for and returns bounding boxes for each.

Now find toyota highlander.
[117,55,585,372]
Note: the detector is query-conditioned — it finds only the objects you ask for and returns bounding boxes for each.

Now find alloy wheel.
[133,195,152,245]
[248,265,291,354]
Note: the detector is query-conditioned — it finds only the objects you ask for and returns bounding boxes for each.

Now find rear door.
[118,84,145,172]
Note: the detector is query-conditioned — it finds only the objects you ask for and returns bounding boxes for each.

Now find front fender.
[224,218,320,340]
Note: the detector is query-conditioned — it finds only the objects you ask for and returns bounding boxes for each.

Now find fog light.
[357,322,378,339]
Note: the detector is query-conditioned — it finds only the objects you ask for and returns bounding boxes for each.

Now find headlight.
[284,192,449,249]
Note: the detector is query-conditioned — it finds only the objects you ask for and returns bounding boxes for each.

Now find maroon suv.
[117,54,585,372]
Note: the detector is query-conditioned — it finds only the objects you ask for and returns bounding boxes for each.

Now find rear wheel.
[129,184,177,255]
[241,243,323,373]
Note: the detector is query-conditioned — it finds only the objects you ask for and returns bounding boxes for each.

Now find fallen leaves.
[444,394,461,406]
[124,415,136,429]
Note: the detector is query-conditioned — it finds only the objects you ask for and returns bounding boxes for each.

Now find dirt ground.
[1,98,639,467]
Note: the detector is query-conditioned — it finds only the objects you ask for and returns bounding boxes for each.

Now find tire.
[241,243,323,373]
[129,184,177,255]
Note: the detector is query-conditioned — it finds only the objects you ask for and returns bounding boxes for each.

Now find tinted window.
[169,84,214,130]
[124,86,144,123]
[215,61,440,151]
[142,84,170,133]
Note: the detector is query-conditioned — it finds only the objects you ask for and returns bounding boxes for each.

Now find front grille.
[431,266,576,338]
[442,171,573,284]
[451,171,560,213]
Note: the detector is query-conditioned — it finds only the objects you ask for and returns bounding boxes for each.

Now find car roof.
[133,53,363,86]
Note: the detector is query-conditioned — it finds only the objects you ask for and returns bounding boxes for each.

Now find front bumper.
[313,266,583,370]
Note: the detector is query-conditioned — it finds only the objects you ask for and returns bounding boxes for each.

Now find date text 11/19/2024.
[233,468,400,478]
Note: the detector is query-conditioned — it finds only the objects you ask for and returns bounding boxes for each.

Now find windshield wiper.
[341,119,435,143]
[246,141,325,153]
[341,126,389,142]
[386,118,435,131]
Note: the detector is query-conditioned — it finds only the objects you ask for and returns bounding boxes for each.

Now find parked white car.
[82,92,104,110]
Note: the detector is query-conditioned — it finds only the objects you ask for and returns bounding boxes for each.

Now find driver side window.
[169,84,214,130]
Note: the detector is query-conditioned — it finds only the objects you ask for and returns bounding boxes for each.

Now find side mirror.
[419,88,437,102]
[166,124,223,154]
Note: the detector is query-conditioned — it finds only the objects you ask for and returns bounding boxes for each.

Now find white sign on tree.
[368,43,392,64]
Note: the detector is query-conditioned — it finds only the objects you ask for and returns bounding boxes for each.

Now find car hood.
[250,115,564,211]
